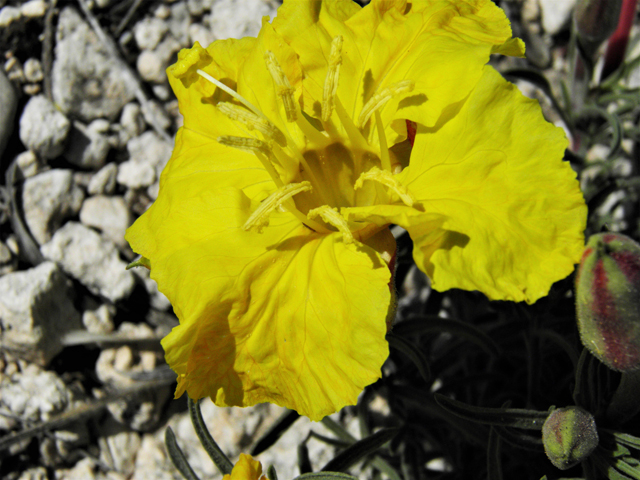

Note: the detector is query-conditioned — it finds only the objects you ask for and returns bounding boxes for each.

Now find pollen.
[357,80,415,129]
[244,181,312,233]
[307,205,355,244]
[355,167,415,207]
[218,135,271,155]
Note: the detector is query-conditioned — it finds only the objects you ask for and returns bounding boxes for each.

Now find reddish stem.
[602,0,639,79]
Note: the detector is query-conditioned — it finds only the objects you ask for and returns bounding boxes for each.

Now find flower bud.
[574,0,623,56]
[576,233,640,371]
[542,407,599,470]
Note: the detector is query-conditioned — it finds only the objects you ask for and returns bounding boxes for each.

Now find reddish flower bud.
[576,233,640,371]
[542,407,599,470]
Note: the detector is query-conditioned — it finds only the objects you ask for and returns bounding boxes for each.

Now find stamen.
[217,102,285,145]
[374,111,392,172]
[322,36,343,122]
[244,182,312,233]
[307,205,355,244]
[197,69,265,120]
[334,97,369,150]
[264,51,297,123]
[357,80,415,128]
[218,136,283,188]
[354,167,415,207]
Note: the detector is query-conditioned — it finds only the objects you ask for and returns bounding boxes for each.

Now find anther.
[244,182,312,233]
[217,135,271,155]
[354,167,415,207]
[322,36,343,122]
[264,51,297,123]
[217,102,285,145]
[307,205,355,244]
[357,80,415,128]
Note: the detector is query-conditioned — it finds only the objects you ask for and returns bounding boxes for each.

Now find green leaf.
[387,333,430,382]
[611,432,640,451]
[613,458,640,480]
[293,473,359,480]
[165,427,201,480]
[487,427,503,480]
[188,398,233,475]
[392,316,500,357]
[267,465,279,480]
[251,409,300,455]
[592,450,634,480]
[320,428,399,473]
[493,426,544,452]
[579,105,622,159]
[434,394,548,430]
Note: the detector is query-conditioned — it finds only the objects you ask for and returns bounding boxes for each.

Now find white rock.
[132,267,172,311]
[23,58,44,82]
[41,222,135,303]
[54,457,99,480]
[15,150,43,178]
[64,121,111,170]
[100,419,141,474]
[20,0,46,18]
[19,95,71,159]
[140,98,172,132]
[17,467,48,480]
[154,5,170,19]
[0,262,81,365]
[189,23,214,48]
[88,162,118,195]
[22,169,84,245]
[117,131,172,188]
[0,6,21,27]
[131,435,177,480]
[136,50,166,84]
[82,303,115,334]
[0,240,16,275]
[118,102,145,146]
[133,17,168,51]
[538,0,577,35]
[117,160,156,189]
[187,0,205,16]
[167,1,191,45]
[79,195,132,247]
[1,366,70,422]
[52,7,137,121]
[207,0,277,40]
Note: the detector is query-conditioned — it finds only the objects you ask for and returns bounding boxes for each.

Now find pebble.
[15,150,43,179]
[20,95,71,159]
[0,68,18,160]
[189,23,214,48]
[88,162,119,195]
[0,6,21,27]
[22,169,85,245]
[0,240,17,275]
[20,0,46,18]
[136,50,166,84]
[133,17,168,51]
[167,2,191,45]
[82,303,115,334]
[23,58,44,83]
[538,0,577,35]
[40,222,135,303]
[118,102,145,145]
[0,262,82,365]
[207,0,277,40]
[141,98,173,132]
[117,131,172,189]
[52,7,137,122]
[99,419,141,474]
[64,120,111,170]
[79,195,132,248]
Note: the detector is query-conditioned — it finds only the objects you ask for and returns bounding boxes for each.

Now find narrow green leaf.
[493,426,544,452]
[573,348,590,408]
[293,473,359,480]
[165,427,201,480]
[387,333,430,382]
[188,398,233,475]
[614,458,640,480]
[612,432,640,451]
[251,409,300,455]
[487,427,503,480]
[434,394,548,430]
[298,441,313,474]
[309,431,352,448]
[392,316,500,357]
[320,417,357,443]
[592,450,634,480]
[267,465,279,480]
[320,429,399,473]
[579,105,622,159]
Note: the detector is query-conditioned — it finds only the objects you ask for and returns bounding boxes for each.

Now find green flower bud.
[576,233,640,371]
[542,407,599,470]
[574,0,623,57]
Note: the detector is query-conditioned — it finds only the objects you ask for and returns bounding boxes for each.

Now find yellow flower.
[125,0,586,420]
[223,454,266,480]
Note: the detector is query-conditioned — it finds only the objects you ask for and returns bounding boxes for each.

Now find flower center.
[193,36,414,243]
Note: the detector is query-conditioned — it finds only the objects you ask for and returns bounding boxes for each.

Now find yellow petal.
[272,0,517,147]
[223,454,266,480]
[397,66,586,303]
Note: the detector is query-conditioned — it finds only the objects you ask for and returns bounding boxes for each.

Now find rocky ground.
[0,0,614,479]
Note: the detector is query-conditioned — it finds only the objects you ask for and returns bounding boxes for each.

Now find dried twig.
[76,0,173,143]
[42,0,58,102]
[114,0,144,38]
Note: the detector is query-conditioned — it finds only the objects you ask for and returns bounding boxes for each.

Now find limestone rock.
[19,95,71,159]
[79,195,132,247]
